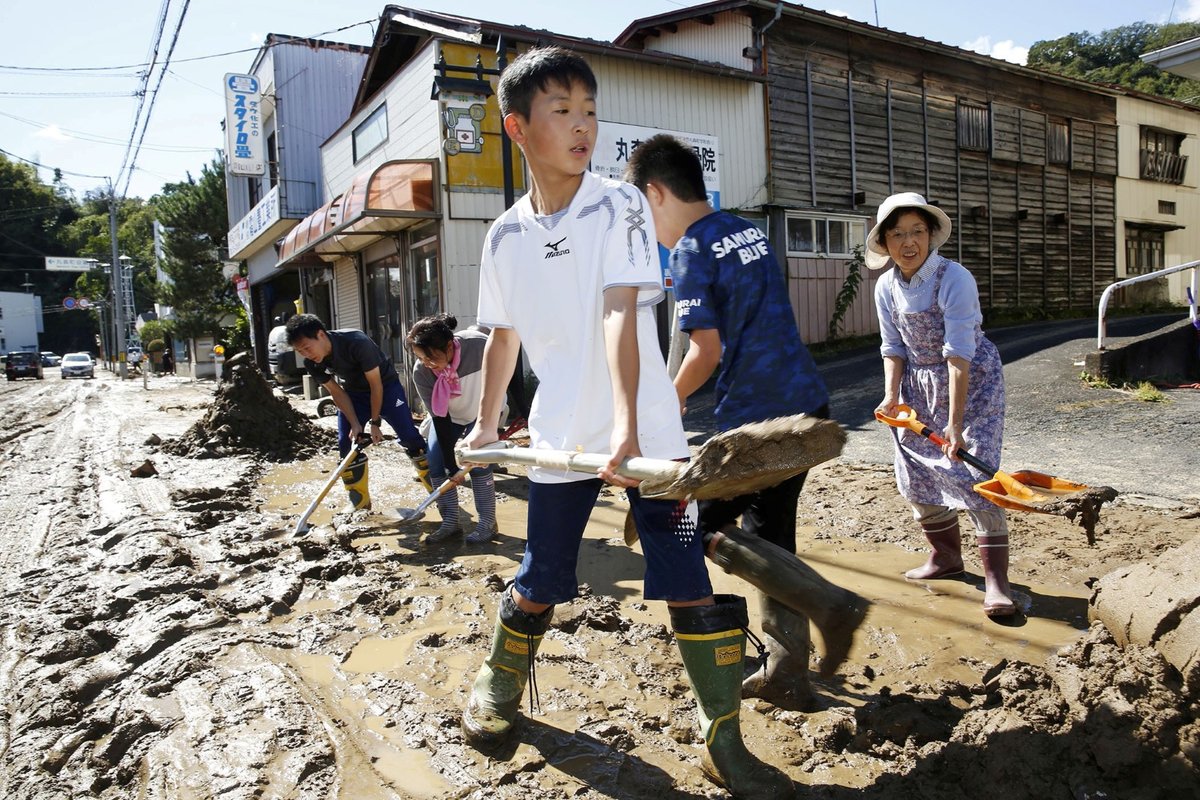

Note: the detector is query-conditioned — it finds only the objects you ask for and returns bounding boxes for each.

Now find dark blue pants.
[336,381,426,457]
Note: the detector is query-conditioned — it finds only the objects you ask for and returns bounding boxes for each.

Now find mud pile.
[162,356,332,461]
[833,537,1200,799]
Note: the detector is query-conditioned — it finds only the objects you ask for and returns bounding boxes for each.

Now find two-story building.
[1110,88,1197,305]
[223,34,370,369]
[274,5,767,393]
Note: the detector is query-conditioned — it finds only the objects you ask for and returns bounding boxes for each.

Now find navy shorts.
[513,479,713,605]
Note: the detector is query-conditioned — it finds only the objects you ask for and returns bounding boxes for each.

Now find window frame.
[1124,225,1165,276]
[1047,119,1071,166]
[957,100,991,152]
[352,104,389,164]
[785,213,867,258]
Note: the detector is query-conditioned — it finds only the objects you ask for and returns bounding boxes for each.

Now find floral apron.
[889,256,1005,511]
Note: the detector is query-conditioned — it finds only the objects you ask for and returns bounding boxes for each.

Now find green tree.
[154,158,236,342]
[1029,21,1200,104]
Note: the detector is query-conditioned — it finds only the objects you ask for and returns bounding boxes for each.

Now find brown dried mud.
[0,374,1196,800]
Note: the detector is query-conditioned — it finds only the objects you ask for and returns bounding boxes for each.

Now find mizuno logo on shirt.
[544,236,570,258]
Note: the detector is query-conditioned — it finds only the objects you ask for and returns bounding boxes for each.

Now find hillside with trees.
[1029,21,1200,104]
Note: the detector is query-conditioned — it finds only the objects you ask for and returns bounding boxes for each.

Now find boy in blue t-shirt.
[627,134,865,712]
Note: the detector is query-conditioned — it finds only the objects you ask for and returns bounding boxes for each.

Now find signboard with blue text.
[225,73,265,176]
[592,122,720,288]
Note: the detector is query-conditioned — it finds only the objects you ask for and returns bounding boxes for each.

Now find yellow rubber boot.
[339,452,371,511]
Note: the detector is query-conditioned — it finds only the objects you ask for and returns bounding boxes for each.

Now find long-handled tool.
[392,464,471,522]
[294,439,368,535]
[875,404,1116,542]
[460,414,846,501]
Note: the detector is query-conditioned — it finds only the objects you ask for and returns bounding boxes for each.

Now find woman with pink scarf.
[407,314,500,543]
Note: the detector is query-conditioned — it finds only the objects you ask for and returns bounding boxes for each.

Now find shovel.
[459,414,846,500]
[875,404,1116,542]
[294,438,369,535]
[391,463,472,522]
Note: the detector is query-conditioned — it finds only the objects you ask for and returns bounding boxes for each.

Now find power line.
[116,0,174,196]
[0,146,110,179]
[0,110,214,153]
[0,20,374,73]
[118,0,194,198]
[0,90,138,99]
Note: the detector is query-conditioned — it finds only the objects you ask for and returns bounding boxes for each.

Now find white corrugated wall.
[589,57,768,211]
[332,257,361,331]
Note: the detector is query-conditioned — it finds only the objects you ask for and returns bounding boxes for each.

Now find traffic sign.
[78,298,91,309]
[63,296,76,310]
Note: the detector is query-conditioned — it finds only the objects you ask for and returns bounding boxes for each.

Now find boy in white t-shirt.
[459,46,792,797]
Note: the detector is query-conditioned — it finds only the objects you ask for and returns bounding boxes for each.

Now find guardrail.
[1097,259,1200,349]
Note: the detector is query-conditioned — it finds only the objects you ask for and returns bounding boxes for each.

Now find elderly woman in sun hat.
[869,192,1015,617]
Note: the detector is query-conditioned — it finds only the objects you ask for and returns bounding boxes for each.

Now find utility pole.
[109,181,127,379]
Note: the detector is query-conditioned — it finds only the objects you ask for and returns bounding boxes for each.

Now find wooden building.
[617,1,1123,342]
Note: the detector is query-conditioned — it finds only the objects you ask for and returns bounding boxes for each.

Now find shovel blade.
[974,469,1089,513]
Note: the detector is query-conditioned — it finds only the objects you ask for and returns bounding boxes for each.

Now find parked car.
[5,351,44,381]
[40,352,62,367]
[60,352,95,379]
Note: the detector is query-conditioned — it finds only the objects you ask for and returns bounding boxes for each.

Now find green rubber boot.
[461,588,554,749]
[671,595,795,799]
[339,452,371,511]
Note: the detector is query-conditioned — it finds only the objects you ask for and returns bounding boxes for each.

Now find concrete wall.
[1083,318,1200,382]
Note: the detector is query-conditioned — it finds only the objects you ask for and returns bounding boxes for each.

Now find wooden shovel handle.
[874,404,999,476]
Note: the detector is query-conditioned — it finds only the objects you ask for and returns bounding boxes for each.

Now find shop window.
[1125,226,1164,276]
[786,214,866,257]
[353,104,388,164]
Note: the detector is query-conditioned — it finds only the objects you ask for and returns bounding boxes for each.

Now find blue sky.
[1,0,1195,201]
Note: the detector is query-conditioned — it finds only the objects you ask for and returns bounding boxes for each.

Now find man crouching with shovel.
[627,135,869,711]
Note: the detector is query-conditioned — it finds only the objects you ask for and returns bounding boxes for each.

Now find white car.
[61,352,95,379]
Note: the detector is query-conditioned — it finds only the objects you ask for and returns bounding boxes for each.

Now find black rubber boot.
[461,588,554,749]
[671,595,795,799]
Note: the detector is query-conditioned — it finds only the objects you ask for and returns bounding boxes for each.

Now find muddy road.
[0,368,1196,799]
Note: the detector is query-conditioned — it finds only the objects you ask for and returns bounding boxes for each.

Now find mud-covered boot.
[905,517,964,580]
[461,588,554,749]
[339,452,371,511]
[978,533,1016,617]
[405,445,434,492]
[742,594,813,712]
[706,528,868,678]
[671,595,795,799]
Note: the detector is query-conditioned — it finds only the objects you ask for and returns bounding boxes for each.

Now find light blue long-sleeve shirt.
[874,252,984,362]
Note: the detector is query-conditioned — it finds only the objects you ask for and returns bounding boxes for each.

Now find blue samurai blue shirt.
[671,210,829,430]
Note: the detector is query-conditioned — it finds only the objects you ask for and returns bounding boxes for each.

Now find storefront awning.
[276,159,439,269]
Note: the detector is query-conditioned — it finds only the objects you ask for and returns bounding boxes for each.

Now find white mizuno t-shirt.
[478,171,688,483]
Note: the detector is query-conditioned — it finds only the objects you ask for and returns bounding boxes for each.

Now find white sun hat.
[864,192,953,270]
